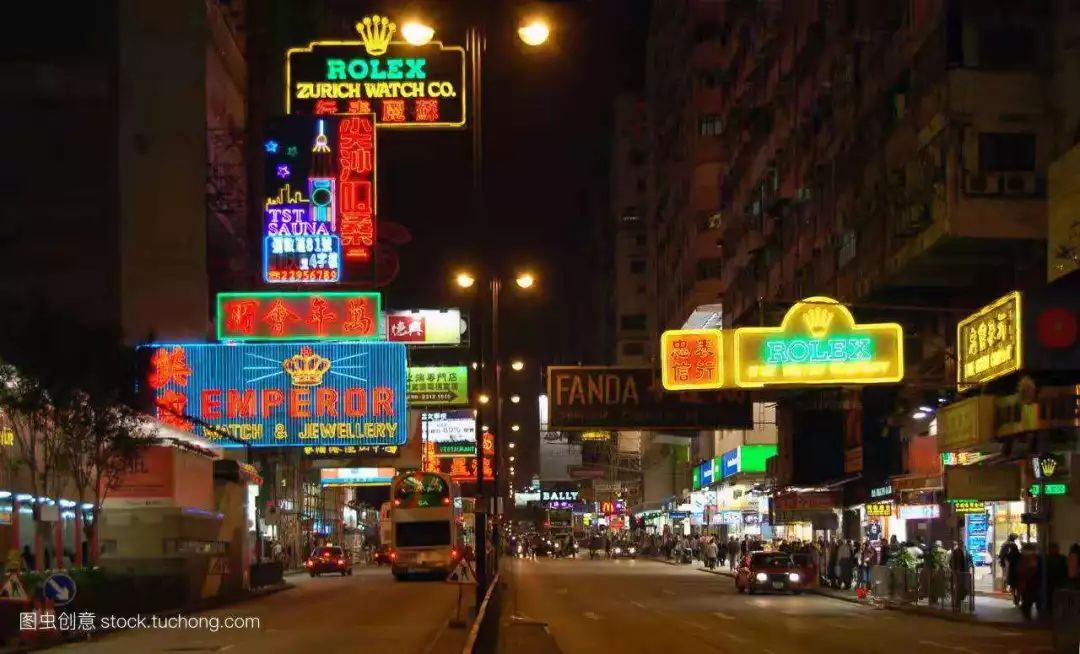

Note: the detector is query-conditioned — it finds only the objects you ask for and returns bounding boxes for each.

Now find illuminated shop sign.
[264,115,377,283]
[1029,483,1068,496]
[598,500,625,515]
[406,366,468,406]
[865,502,893,517]
[320,467,395,487]
[949,499,987,514]
[870,484,893,499]
[660,329,723,391]
[957,292,1021,391]
[142,342,407,448]
[285,15,466,128]
[580,431,611,442]
[422,430,491,481]
[734,297,904,387]
[897,504,940,520]
[385,309,464,346]
[420,409,476,445]
[216,292,380,342]
[719,445,777,478]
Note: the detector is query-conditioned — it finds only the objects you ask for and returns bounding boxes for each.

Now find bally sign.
[546,366,751,431]
[540,490,579,502]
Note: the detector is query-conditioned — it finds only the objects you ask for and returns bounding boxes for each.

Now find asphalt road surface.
[503,556,1055,654]
[56,566,470,654]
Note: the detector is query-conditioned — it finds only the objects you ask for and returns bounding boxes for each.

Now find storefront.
[770,491,840,543]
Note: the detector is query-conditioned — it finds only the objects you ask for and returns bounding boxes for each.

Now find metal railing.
[867,565,974,613]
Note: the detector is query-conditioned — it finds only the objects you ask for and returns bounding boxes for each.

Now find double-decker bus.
[389,471,465,580]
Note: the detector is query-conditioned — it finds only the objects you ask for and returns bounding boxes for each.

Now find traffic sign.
[445,559,476,585]
[0,573,29,602]
[43,573,76,606]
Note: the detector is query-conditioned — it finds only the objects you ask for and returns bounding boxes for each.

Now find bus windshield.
[394,472,451,508]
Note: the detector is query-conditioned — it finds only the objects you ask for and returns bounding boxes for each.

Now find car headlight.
[614,547,622,554]
[788,572,800,582]
[755,572,768,582]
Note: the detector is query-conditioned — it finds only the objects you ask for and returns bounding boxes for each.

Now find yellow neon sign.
[956,291,1021,391]
[660,329,723,391]
[732,297,904,388]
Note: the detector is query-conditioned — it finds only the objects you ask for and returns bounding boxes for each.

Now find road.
[56,566,470,654]
[503,556,1054,654]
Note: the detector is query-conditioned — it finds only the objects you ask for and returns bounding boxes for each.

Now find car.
[373,544,395,566]
[735,551,802,594]
[790,552,817,588]
[305,546,352,577]
[610,542,639,559]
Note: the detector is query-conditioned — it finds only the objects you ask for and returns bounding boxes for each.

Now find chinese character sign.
[957,291,1021,391]
[285,19,466,129]
[407,366,468,405]
[216,292,380,341]
[660,329,723,391]
[733,296,904,387]
[142,342,407,448]
[264,116,377,283]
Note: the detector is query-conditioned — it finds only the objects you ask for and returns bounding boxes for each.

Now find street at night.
[1,0,1080,652]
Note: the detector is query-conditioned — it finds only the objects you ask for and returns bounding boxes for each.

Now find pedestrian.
[728,538,739,570]
[859,540,875,589]
[999,534,1021,598]
[1017,543,1041,619]
[21,545,33,572]
[1046,542,1068,613]
[837,539,854,590]
[950,541,973,609]
[604,534,612,559]
[705,538,718,569]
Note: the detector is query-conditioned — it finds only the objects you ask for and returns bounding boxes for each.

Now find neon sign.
[142,342,407,448]
[216,292,380,341]
[337,115,376,261]
[733,297,904,387]
[285,15,466,128]
[660,329,723,391]
[957,291,1021,391]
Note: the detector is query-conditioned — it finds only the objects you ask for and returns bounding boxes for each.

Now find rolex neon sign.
[734,297,903,387]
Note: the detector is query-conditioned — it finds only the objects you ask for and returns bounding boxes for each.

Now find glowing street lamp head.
[510,394,521,404]
[511,360,525,371]
[482,425,490,432]
[511,424,521,432]
[515,272,536,289]
[456,272,476,289]
[518,19,550,46]
[401,21,435,46]
[478,393,490,405]
[508,442,515,449]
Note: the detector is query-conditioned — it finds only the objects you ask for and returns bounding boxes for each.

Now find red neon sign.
[337,115,376,262]
[421,433,494,481]
[216,292,381,342]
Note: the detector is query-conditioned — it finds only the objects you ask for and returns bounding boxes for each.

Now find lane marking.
[725,632,748,644]
[583,612,600,620]
[682,621,708,631]
[712,611,735,620]
[219,647,236,653]
[630,601,648,610]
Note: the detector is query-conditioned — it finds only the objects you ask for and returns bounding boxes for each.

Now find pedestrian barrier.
[462,572,500,654]
[866,566,974,613]
[250,561,283,588]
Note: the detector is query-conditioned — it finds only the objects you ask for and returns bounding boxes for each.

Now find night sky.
[267,0,649,367]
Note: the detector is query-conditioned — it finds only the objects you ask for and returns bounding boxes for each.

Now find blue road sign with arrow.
[44,573,76,606]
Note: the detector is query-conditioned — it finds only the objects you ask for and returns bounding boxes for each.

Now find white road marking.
[712,611,736,620]
[683,621,708,631]
[725,632,748,644]
[219,647,236,653]
[583,611,600,620]
[630,601,648,609]
[764,649,777,654]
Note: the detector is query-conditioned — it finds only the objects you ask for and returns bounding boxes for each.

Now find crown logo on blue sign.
[356,15,396,56]
[283,346,331,386]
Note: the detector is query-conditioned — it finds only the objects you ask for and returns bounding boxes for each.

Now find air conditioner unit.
[964,172,1001,196]
[1001,172,1037,196]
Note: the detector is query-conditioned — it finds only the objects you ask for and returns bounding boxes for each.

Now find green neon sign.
[1029,483,1067,496]
[763,336,874,365]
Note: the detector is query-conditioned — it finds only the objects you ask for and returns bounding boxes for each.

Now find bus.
[389,471,465,580]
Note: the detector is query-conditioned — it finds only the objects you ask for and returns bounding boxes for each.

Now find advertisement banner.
[143,342,407,448]
[938,395,997,452]
[659,329,723,391]
[546,366,751,430]
[319,467,395,486]
[385,309,464,346]
[957,292,1021,391]
[285,17,467,128]
[945,465,1022,501]
[406,366,468,405]
[217,292,380,342]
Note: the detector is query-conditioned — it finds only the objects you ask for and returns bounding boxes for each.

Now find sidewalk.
[650,558,1047,629]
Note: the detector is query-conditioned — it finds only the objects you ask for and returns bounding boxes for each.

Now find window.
[630,259,646,274]
[979,133,1036,172]
[622,342,646,356]
[620,314,647,331]
[977,25,1038,70]
[395,521,451,547]
[698,114,724,136]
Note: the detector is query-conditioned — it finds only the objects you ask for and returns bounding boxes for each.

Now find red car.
[735,551,803,594]
[305,546,352,577]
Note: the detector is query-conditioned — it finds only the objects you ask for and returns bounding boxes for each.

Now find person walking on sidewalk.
[950,541,973,610]
[704,538,718,569]
[999,534,1021,599]
[728,538,740,570]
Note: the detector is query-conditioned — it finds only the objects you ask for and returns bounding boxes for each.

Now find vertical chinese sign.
[660,329,723,391]
[956,291,1021,391]
[264,116,377,283]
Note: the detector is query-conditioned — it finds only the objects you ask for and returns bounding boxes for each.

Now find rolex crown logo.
[1040,457,1058,478]
[356,14,396,56]
[803,306,834,338]
[283,346,331,386]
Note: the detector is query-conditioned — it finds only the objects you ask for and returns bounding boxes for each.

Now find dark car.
[735,551,802,594]
[373,544,395,566]
[305,546,352,577]
[610,542,639,559]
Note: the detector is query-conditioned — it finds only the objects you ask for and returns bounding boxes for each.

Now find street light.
[510,394,520,404]
[508,442,515,449]
[482,424,490,432]
[478,393,490,405]
[456,272,476,288]
[509,456,515,462]
[515,272,536,289]
[401,21,435,46]
[511,360,525,371]
[518,19,550,46]
[511,424,520,432]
